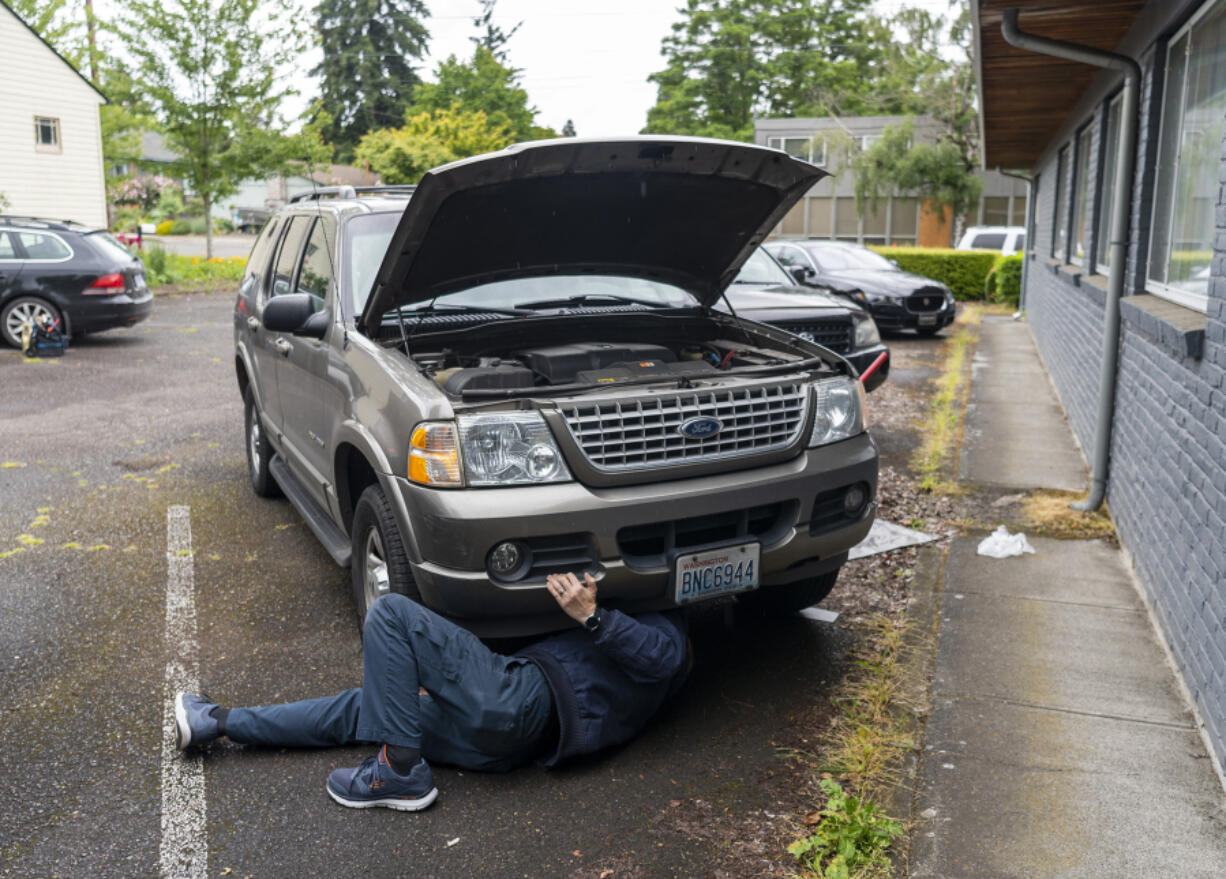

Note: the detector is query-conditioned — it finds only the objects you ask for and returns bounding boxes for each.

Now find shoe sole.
[173,693,191,750]
[326,783,439,812]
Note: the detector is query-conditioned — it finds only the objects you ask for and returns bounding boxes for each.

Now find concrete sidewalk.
[909,317,1226,878]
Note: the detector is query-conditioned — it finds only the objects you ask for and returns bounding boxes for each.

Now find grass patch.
[142,245,246,289]
[910,306,983,493]
[787,613,912,878]
[1020,490,1117,540]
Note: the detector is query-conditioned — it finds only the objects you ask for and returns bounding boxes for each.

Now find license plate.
[673,542,760,604]
[918,314,937,326]
[133,273,147,290]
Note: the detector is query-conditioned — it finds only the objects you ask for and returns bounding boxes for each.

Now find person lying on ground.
[172,571,690,812]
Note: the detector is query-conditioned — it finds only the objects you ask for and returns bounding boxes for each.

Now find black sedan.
[719,248,890,391]
[0,216,153,348]
[765,240,956,336]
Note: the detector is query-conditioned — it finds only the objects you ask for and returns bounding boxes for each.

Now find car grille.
[772,320,853,353]
[906,288,946,313]
[617,501,797,569]
[561,382,809,471]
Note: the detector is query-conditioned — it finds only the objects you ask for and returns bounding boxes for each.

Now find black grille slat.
[774,321,853,353]
[906,288,945,313]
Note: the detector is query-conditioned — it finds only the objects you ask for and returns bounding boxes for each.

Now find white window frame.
[1144,0,1224,313]
[1069,123,1094,266]
[34,116,61,153]
[767,135,826,166]
[1095,92,1125,273]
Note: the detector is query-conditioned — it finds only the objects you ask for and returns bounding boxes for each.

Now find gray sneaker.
[174,692,220,749]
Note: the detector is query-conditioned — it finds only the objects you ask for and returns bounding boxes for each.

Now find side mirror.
[789,265,816,285]
[263,293,328,339]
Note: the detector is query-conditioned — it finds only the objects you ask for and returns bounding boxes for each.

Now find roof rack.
[0,215,87,229]
[288,184,416,204]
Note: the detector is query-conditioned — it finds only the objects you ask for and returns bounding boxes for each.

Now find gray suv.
[234,137,878,636]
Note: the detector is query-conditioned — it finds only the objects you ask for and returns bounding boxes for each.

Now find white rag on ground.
[976,525,1037,558]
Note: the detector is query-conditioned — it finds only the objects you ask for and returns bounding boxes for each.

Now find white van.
[956,226,1026,255]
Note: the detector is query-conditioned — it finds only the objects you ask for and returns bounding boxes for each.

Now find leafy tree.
[562,119,577,137]
[643,0,883,140]
[408,47,556,142]
[116,0,316,257]
[355,107,516,184]
[313,0,430,162]
[7,0,85,67]
[470,0,521,63]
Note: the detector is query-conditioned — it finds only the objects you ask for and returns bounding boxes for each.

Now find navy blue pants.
[224,594,555,772]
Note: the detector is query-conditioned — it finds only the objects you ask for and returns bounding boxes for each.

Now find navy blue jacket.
[517,609,689,768]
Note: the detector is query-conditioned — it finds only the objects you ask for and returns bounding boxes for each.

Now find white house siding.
[0,5,107,228]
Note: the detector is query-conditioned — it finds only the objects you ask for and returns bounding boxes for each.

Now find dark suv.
[0,216,151,348]
[235,138,879,636]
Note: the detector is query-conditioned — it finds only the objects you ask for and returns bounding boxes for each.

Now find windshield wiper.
[513,294,669,310]
[387,302,529,318]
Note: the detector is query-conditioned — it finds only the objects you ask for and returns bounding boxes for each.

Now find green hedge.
[984,255,1023,306]
[868,246,999,299]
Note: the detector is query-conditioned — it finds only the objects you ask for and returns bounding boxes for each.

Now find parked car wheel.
[737,570,839,617]
[243,389,281,498]
[2,296,61,349]
[350,484,420,629]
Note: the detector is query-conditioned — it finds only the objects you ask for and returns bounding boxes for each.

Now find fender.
[333,417,424,565]
[234,341,269,414]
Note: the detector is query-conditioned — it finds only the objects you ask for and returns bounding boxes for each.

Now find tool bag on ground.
[21,318,67,358]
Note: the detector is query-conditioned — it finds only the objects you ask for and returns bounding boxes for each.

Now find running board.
[269,455,352,568]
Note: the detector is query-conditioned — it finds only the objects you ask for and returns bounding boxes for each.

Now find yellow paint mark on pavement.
[77,479,87,487]
[87,544,110,552]
[207,553,220,561]
[157,463,180,474]
[16,534,43,546]
[61,541,82,550]
[37,506,52,513]
[29,515,49,527]
[1,462,26,469]
[275,523,293,531]
[124,545,138,552]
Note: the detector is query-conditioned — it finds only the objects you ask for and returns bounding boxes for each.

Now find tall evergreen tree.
[313,0,430,161]
[470,0,521,63]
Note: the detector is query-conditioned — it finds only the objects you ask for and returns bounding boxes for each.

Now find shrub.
[139,249,246,287]
[868,246,998,299]
[985,254,1023,306]
[155,219,174,235]
[144,244,168,281]
[169,218,191,235]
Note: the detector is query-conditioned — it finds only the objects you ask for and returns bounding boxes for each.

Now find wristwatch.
[582,608,602,633]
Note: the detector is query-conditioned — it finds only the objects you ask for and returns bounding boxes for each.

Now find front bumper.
[396,432,878,635]
[67,290,154,335]
[868,297,956,333]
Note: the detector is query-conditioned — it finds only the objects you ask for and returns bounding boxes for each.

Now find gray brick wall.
[1022,39,1226,768]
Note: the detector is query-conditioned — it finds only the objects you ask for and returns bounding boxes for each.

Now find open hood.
[358,136,826,335]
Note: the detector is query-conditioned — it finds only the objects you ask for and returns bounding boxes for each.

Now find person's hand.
[546,571,597,625]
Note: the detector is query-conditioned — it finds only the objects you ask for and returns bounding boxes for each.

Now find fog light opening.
[843,483,869,517]
[487,541,530,580]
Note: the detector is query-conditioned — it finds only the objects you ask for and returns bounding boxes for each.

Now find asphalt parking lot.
[0,294,933,878]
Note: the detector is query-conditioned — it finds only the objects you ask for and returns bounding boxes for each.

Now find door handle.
[247,316,260,331]
[273,337,294,357]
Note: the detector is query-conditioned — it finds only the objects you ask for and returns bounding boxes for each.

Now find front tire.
[243,389,281,498]
[737,569,839,617]
[350,485,420,629]
[2,296,61,349]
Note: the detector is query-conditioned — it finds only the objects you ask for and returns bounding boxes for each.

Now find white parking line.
[160,505,207,879]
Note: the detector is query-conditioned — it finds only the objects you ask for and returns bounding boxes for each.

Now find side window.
[772,246,802,268]
[239,218,280,298]
[17,231,72,260]
[0,232,15,259]
[296,219,335,312]
[970,233,1007,250]
[269,217,311,300]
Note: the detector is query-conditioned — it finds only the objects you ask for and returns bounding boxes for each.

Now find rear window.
[18,231,72,260]
[970,233,1007,250]
[0,231,15,259]
[87,232,137,264]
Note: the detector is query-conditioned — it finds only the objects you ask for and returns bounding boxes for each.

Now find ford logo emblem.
[678,416,723,439]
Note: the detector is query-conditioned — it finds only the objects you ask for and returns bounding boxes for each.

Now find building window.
[834,198,859,239]
[890,198,918,244]
[1010,196,1027,227]
[767,135,826,165]
[1097,94,1124,271]
[34,116,61,152]
[982,197,1010,226]
[1070,124,1093,264]
[807,197,833,237]
[1147,0,1226,311]
[1052,145,1070,258]
[780,202,805,236]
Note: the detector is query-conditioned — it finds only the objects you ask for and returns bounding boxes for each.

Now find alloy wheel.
[5,300,56,344]
[362,528,390,612]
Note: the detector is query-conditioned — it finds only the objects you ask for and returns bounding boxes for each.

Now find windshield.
[732,248,794,286]
[809,245,895,272]
[344,211,697,317]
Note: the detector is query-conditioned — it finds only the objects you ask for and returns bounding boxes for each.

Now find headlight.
[808,377,865,447]
[457,412,572,486]
[854,316,880,347]
[409,422,463,487]
[845,288,869,304]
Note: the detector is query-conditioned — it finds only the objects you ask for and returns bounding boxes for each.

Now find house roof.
[972,0,1146,169]
[0,0,107,103]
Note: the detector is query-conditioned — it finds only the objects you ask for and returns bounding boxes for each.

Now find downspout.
[1001,8,1140,512]
[997,168,1033,314]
